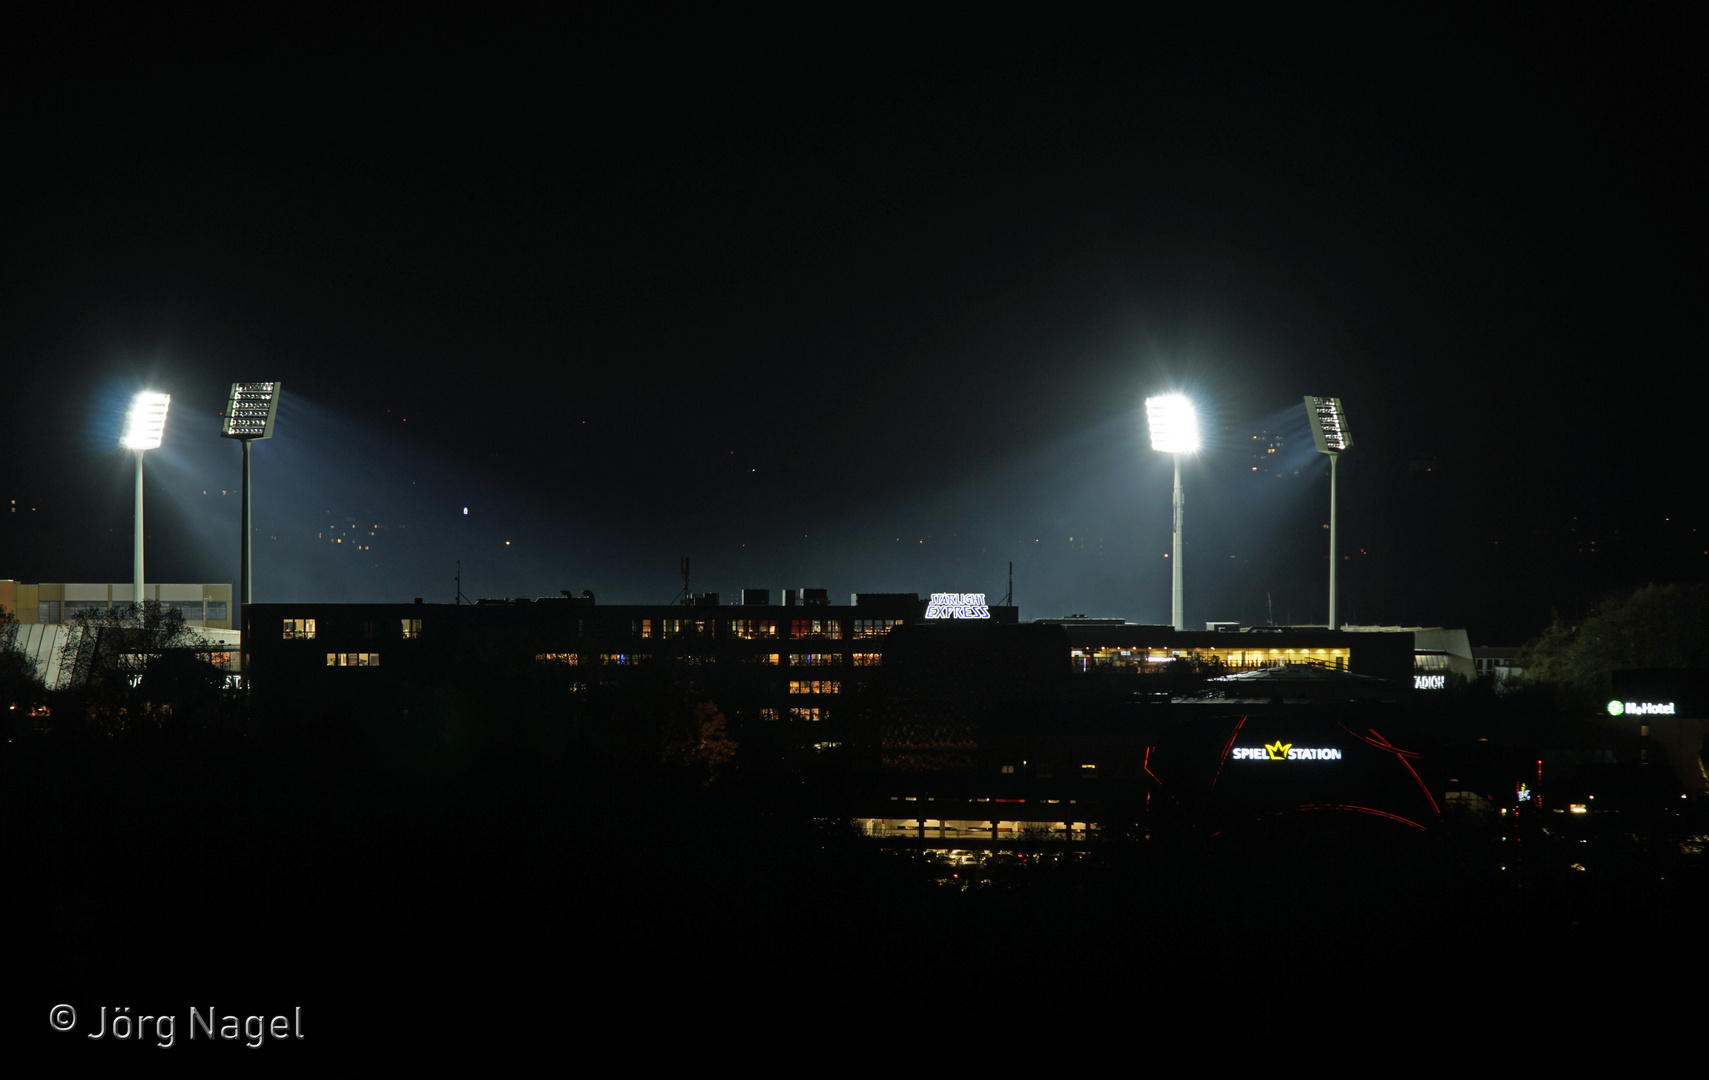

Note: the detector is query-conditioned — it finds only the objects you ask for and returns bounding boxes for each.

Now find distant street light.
[122,391,172,606]
[220,382,282,612]
[1304,395,1352,630]
[1146,393,1200,630]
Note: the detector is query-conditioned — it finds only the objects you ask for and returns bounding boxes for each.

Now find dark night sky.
[2,9,1703,641]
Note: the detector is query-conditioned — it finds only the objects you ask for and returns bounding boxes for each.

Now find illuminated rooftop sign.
[220,381,282,440]
[1607,700,1675,717]
[1415,674,1447,690]
[1231,742,1343,761]
[924,593,990,619]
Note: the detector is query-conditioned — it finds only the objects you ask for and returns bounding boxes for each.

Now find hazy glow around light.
[1145,394,1199,454]
[123,392,172,449]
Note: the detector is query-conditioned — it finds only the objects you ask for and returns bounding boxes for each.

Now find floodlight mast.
[135,450,144,601]
[1145,394,1200,630]
[122,392,171,604]
[220,382,282,611]
[1304,396,1352,630]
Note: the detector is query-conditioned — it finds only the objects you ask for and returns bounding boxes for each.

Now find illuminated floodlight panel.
[1304,395,1352,454]
[221,381,282,440]
[122,392,172,449]
[1145,394,1199,454]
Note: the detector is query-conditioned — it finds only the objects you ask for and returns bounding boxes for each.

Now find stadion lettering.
[1414,674,1447,690]
[1607,700,1676,716]
[924,593,990,619]
[1231,741,1343,762]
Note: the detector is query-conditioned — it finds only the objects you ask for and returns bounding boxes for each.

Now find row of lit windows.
[1070,646,1349,671]
[326,653,380,667]
[1072,646,1349,661]
[634,618,872,640]
[287,615,895,643]
[853,619,903,638]
[789,680,840,694]
[760,707,826,722]
[286,618,421,641]
[532,652,880,667]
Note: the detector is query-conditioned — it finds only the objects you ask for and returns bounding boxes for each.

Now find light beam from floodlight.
[123,391,171,604]
[1304,395,1352,630]
[1146,394,1199,630]
[220,382,282,615]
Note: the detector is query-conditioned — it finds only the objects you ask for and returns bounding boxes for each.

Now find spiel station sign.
[1231,741,1344,762]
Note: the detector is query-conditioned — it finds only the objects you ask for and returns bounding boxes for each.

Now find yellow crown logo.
[1264,741,1292,761]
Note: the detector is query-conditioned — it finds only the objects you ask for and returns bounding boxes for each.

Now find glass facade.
[1070,644,1349,674]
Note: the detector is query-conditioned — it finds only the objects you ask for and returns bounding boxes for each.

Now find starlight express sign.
[1231,741,1344,762]
[1607,700,1676,716]
[924,593,990,619]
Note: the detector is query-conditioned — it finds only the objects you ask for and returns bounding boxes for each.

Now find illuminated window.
[853,619,902,639]
[402,618,423,639]
[283,618,316,640]
[325,652,380,666]
[852,653,881,666]
[536,653,579,664]
[789,680,840,694]
[788,707,824,722]
[759,708,781,721]
[728,619,778,639]
[599,653,651,665]
[790,653,843,667]
[638,619,653,639]
[662,618,713,639]
[791,619,842,639]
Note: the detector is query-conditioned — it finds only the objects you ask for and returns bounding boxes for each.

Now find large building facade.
[244,591,1015,726]
[244,591,1416,729]
[1,580,234,629]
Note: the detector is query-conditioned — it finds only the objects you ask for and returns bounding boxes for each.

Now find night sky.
[3,10,1702,642]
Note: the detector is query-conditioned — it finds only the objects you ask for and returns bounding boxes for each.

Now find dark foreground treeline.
[4,704,1705,1068]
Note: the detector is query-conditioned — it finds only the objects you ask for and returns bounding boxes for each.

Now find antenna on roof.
[669,556,690,605]
[999,561,1013,607]
[456,560,473,606]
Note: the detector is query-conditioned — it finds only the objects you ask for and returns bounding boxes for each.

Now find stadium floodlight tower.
[1304,396,1353,630]
[220,382,282,611]
[122,391,172,606]
[1145,393,1200,630]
